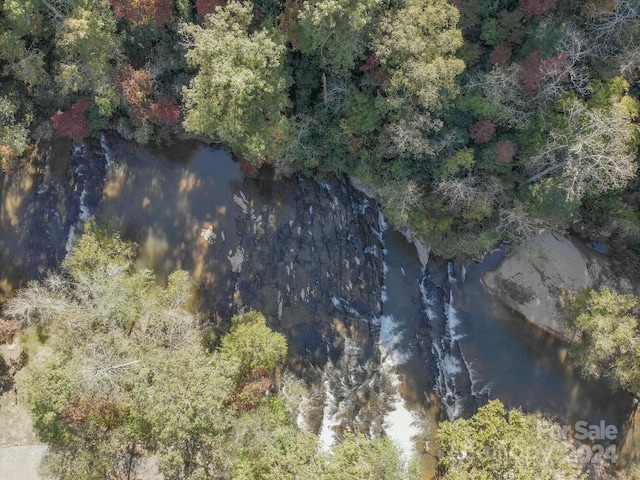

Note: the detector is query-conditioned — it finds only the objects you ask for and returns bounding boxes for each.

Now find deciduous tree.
[0,95,30,172]
[51,97,90,142]
[109,0,174,26]
[182,1,292,167]
[526,93,638,201]
[55,1,122,117]
[374,0,464,111]
[469,117,496,144]
[564,286,640,396]
[0,0,47,88]
[465,65,530,128]
[294,0,380,78]
[437,399,583,479]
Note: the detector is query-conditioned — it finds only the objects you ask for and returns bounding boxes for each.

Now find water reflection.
[99,140,241,289]
[0,139,72,299]
[456,248,634,429]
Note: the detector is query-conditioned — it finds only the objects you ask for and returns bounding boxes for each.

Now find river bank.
[0,134,637,477]
[483,230,639,341]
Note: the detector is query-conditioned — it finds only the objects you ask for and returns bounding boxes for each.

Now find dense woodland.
[2,0,640,478]
[0,0,639,258]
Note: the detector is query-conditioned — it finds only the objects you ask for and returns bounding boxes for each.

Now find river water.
[0,136,634,477]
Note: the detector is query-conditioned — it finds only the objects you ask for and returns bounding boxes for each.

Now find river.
[0,135,634,477]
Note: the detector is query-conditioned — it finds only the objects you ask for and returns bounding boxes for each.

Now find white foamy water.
[100,133,114,168]
[318,372,340,452]
[65,189,91,253]
[378,313,421,462]
[317,339,366,452]
[446,291,465,343]
[383,386,422,462]
[424,263,484,420]
[379,314,410,366]
[65,137,113,253]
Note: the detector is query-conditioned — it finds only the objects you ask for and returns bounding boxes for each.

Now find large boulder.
[482,231,607,340]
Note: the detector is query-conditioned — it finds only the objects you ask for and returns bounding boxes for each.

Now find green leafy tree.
[229,398,320,479]
[54,0,122,117]
[374,0,465,111]
[0,94,30,172]
[0,0,47,88]
[565,286,640,396]
[182,1,292,167]
[320,433,417,480]
[436,399,584,479]
[220,311,288,380]
[294,0,381,78]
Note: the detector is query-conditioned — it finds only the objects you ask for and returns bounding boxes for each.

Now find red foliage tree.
[196,0,225,17]
[118,66,181,127]
[518,50,543,96]
[109,0,173,27]
[118,66,153,106]
[489,44,512,66]
[51,98,90,143]
[230,368,273,412]
[469,117,497,144]
[493,139,518,163]
[360,53,387,85]
[151,97,180,126]
[518,50,569,97]
[519,0,557,20]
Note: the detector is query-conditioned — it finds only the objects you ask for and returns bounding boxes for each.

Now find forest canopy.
[0,0,639,258]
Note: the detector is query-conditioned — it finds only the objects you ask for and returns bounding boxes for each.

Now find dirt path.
[0,444,47,480]
[0,337,45,479]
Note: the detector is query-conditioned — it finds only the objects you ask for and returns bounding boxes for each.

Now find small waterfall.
[316,338,382,452]
[421,262,482,421]
[64,186,90,253]
[314,211,423,463]
[318,367,341,451]
[379,314,422,461]
[65,135,113,252]
[100,133,115,169]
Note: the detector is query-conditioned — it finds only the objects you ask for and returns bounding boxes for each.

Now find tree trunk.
[525,161,566,184]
